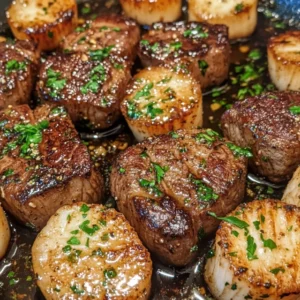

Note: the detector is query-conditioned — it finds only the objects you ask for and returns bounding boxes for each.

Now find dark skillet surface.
[0,0,292,299]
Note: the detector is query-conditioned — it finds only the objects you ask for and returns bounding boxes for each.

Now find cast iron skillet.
[0,0,293,299]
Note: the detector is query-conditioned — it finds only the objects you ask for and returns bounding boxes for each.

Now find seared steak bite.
[61,14,140,63]
[138,21,230,89]
[0,40,40,109]
[221,91,300,183]
[0,104,103,230]
[37,52,131,129]
[110,129,248,266]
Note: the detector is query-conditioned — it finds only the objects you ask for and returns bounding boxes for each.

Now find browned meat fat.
[37,52,131,129]
[0,104,103,230]
[221,91,300,183]
[0,40,40,109]
[61,14,140,63]
[138,22,230,89]
[110,129,248,266]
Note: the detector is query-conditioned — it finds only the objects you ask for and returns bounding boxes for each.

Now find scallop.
[188,0,258,39]
[119,0,182,25]
[268,31,300,91]
[120,64,202,141]
[32,203,152,299]
[6,0,78,51]
[0,205,10,260]
[205,199,300,300]
[282,166,300,206]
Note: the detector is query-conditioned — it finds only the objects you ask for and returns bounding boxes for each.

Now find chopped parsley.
[119,167,126,174]
[207,249,215,258]
[104,268,117,279]
[70,285,85,295]
[80,204,90,213]
[127,101,142,119]
[13,120,49,156]
[92,248,105,256]
[46,68,66,97]
[101,233,109,241]
[134,83,154,100]
[248,49,262,60]
[260,234,277,250]
[99,219,107,226]
[190,245,199,252]
[198,60,209,76]
[226,143,253,158]
[68,249,82,263]
[5,59,26,74]
[89,45,114,61]
[195,129,220,146]
[170,131,179,139]
[191,177,218,202]
[270,267,285,275]
[289,106,300,115]
[81,6,91,14]
[235,3,244,13]
[208,212,249,230]
[79,220,100,236]
[144,102,163,119]
[3,169,14,177]
[170,41,182,50]
[153,163,169,183]
[231,230,239,237]
[246,235,258,260]
[81,64,106,94]
[139,179,162,197]
[62,245,72,253]
[253,221,260,230]
[183,26,208,39]
[67,236,80,245]
[50,106,67,117]
[140,40,150,46]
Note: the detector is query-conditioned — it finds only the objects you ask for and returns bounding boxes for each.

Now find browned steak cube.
[221,91,300,183]
[61,14,140,63]
[36,52,131,129]
[110,129,248,266]
[0,40,40,109]
[0,104,103,230]
[138,22,230,89]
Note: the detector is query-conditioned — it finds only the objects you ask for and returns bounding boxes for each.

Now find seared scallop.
[32,203,152,299]
[61,15,140,63]
[120,64,202,141]
[0,206,10,260]
[6,0,78,51]
[205,199,300,299]
[188,0,258,39]
[268,31,300,91]
[110,129,248,266]
[282,166,300,206]
[120,0,182,25]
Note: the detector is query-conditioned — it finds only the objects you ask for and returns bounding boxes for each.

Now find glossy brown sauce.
[0,0,292,299]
